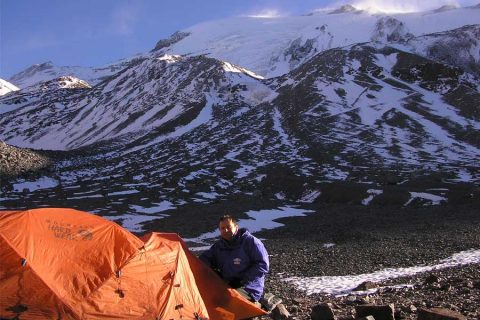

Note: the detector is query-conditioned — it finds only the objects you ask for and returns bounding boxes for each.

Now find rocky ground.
[175,201,480,319]
[264,263,480,319]
[254,204,480,319]
[1,140,479,319]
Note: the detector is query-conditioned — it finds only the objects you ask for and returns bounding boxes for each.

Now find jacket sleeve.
[242,237,269,285]
[199,244,216,268]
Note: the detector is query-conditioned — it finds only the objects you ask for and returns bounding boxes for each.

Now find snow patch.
[222,61,264,79]
[104,214,165,233]
[284,249,480,296]
[362,189,383,205]
[404,192,447,206]
[185,206,313,244]
[299,190,321,203]
[107,189,140,196]
[13,177,59,192]
[195,192,220,200]
[0,79,20,96]
[129,201,175,213]
[157,54,182,63]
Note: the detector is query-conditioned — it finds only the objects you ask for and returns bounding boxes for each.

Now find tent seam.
[84,245,143,299]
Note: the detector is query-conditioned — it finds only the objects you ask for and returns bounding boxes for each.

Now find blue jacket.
[200,228,269,301]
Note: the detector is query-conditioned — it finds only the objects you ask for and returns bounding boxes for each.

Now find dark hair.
[219,215,237,225]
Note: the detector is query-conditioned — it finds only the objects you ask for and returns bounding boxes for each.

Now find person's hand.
[228,278,242,288]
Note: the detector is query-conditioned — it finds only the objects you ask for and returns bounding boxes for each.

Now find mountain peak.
[152,31,190,52]
[55,76,91,89]
[25,76,91,92]
[9,61,55,83]
[432,4,459,13]
[329,5,360,14]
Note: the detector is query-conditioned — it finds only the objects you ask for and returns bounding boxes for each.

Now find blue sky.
[1,0,477,79]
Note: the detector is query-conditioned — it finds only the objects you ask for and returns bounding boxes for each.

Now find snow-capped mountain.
[0,79,19,96]
[1,4,479,217]
[0,55,269,149]
[404,24,480,77]
[152,4,480,78]
[269,43,479,172]
[8,4,480,88]
[7,59,136,89]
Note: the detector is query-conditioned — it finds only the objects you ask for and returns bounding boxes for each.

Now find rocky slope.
[1,42,478,217]
[0,140,54,178]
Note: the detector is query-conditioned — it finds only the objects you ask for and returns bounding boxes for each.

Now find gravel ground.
[253,203,480,319]
[2,141,478,319]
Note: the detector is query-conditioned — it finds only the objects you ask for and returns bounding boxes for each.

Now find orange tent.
[0,208,266,319]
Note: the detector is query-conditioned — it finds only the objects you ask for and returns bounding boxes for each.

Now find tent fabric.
[0,208,266,320]
[145,233,268,320]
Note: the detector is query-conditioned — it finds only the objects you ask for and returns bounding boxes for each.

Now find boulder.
[425,274,440,284]
[271,304,290,320]
[473,281,480,289]
[354,281,378,291]
[345,295,358,305]
[260,292,283,312]
[355,304,394,320]
[311,302,336,320]
[417,308,467,320]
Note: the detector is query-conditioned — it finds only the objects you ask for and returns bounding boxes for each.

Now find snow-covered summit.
[0,79,19,96]
[9,4,480,89]
[55,76,91,89]
[153,5,479,78]
[23,76,91,93]
[431,4,459,13]
[8,59,134,89]
[1,10,480,214]
[328,4,361,14]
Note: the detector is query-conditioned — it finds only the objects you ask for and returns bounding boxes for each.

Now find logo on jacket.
[233,258,242,265]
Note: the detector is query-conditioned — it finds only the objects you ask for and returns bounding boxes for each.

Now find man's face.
[219,219,238,241]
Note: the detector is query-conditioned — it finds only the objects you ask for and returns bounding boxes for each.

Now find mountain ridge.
[8,5,480,87]
[1,5,479,215]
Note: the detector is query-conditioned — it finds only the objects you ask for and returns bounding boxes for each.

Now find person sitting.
[200,215,269,303]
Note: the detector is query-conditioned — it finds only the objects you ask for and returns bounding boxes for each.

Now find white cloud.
[23,34,59,50]
[323,0,477,14]
[244,9,286,18]
[108,3,141,36]
[352,0,457,13]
